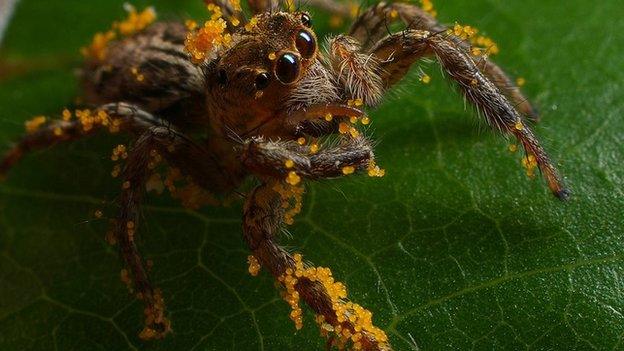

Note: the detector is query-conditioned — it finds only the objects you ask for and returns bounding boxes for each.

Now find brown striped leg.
[0,103,164,179]
[350,2,539,120]
[370,30,568,199]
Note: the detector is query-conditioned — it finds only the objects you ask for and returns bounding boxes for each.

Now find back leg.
[0,102,165,178]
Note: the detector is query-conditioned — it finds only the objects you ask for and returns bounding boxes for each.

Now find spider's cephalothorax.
[0,1,569,350]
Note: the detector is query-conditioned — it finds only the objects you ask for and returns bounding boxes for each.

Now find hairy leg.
[243,181,391,350]
[114,125,224,339]
[240,135,375,179]
[372,30,568,199]
[0,102,164,178]
[350,1,539,120]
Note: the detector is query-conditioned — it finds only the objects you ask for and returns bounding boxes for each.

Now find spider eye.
[217,69,227,86]
[295,30,316,59]
[255,72,270,90]
[301,13,312,27]
[275,53,300,84]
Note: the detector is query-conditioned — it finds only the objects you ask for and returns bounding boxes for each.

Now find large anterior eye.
[275,53,300,84]
[295,30,316,59]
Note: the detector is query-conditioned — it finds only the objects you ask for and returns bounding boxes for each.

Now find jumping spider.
[0,0,569,349]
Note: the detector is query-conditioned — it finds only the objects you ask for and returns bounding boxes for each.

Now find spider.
[0,0,569,349]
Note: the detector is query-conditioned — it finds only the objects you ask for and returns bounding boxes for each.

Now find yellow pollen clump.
[285,159,295,169]
[324,113,333,122]
[245,16,259,32]
[522,154,538,178]
[452,23,477,40]
[420,74,431,84]
[348,1,359,18]
[82,6,156,61]
[122,181,131,189]
[515,121,524,130]
[111,164,122,178]
[53,127,63,136]
[421,0,437,17]
[229,0,242,12]
[268,52,277,60]
[279,253,389,349]
[389,9,399,19]
[309,143,319,154]
[349,127,360,138]
[115,5,157,36]
[367,160,386,178]
[508,144,518,153]
[361,116,370,125]
[185,17,230,64]
[25,116,46,133]
[94,210,103,218]
[297,137,306,145]
[349,116,359,124]
[81,30,116,61]
[111,144,128,161]
[338,122,350,134]
[185,19,198,30]
[342,166,355,175]
[62,109,72,121]
[286,171,301,186]
[516,77,526,87]
[247,255,261,276]
[273,182,304,225]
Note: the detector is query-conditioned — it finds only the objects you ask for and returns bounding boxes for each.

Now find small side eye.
[255,72,270,90]
[217,69,227,86]
[295,30,316,59]
[275,53,300,84]
[301,13,312,27]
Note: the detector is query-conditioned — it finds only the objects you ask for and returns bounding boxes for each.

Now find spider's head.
[206,12,339,136]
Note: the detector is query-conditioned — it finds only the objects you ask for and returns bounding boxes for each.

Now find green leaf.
[1,0,623,350]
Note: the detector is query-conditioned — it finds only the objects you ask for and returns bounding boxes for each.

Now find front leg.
[350,1,539,121]
[372,30,569,199]
[243,181,391,351]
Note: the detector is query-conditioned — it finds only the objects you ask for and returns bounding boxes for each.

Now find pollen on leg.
[24,116,47,133]
[284,159,295,169]
[286,171,301,186]
[278,253,389,349]
[342,166,355,175]
[247,255,261,276]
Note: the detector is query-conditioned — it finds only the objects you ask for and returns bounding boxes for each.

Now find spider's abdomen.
[82,22,206,126]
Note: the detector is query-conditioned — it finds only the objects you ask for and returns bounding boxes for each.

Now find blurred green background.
[1,0,623,350]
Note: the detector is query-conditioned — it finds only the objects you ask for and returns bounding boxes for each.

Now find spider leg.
[247,0,279,15]
[0,102,164,179]
[240,135,374,179]
[243,181,391,351]
[372,30,569,199]
[350,2,539,121]
[115,126,184,340]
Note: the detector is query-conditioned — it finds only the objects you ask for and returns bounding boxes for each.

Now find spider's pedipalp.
[240,135,374,180]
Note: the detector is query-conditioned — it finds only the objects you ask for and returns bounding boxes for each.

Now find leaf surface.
[0,0,623,350]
